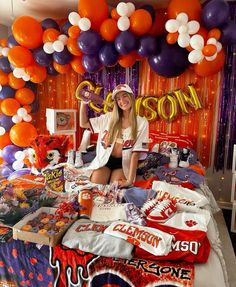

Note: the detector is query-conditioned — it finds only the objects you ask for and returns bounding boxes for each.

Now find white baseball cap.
[112,84,134,100]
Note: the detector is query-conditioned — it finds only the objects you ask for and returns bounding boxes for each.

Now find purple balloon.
[115,31,137,55]
[2,145,22,164]
[202,0,230,28]
[0,85,15,99]
[148,38,189,78]
[140,4,155,22]
[99,42,119,67]
[8,35,19,48]
[78,30,103,55]
[8,168,31,180]
[82,54,102,73]
[138,35,158,57]
[53,47,72,65]
[0,57,12,73]
[47,63,59,76]
[60,21,72,36]
[220,21,236,45]
[33,47,52,66]
[0,164,14,178]
[41,18,59,30]
[0,114,14,131]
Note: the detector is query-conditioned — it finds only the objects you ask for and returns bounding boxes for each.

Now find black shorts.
[105,155,122,171]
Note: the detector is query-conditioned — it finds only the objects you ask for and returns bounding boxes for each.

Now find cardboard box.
[13,207,77,247]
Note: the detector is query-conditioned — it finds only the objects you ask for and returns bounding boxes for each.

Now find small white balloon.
[43,42,54,54]
[206,53,217,61]
[12,115,22,123]
[176,12,188,24]
[117,16,130,31]
[165,19,179,33]
[190,34,204,50]
[207,37,217,45]
[68,11,81,25]
[2,47,9,57]
[216,42,222,52]
[22,74,30,82]
[117,2,128,17]
[15,151,25,161]
[178,33,190,48]
[0,127,5,136]
[58,34,68,45]
[78,18,91,31]
[0,85,2,92]
[13,67,25,78]
[17,107,27,117]
[12,160,24,171]
[188,50,204,64]
[53,40,64,52]
[126,2,135,16]
[178,24,188,34]
[0,149,2,157]
[187,20,200,35]
[23,114,32,122]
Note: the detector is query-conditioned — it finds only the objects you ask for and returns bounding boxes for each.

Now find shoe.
[169,148,179,168]
[141,196,159,216]
[67,150,74,165]
[179,148,190,168]
[74,151,83,168]
[147,199,177,223]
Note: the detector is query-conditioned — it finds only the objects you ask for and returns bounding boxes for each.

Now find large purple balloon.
[0,85,15,99]
[33,47,52,66]
[220,21,236,45]
[148,38,189,78]
[0,164,14,178]
[41,18,59,30]
[0,114,14,131]
[138,35,158,57]
[78,30,103,55]
[60,21,72,36]
[2,145,22,164]
[0,57,12,73]
[115,31,137,55]
[82,54,102,73]
[99,43,119,67]
[8,35,19,48]
[202,0,230,28]
[53,47,72,65]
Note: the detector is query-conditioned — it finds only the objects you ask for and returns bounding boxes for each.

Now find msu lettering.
[172,240,200,255]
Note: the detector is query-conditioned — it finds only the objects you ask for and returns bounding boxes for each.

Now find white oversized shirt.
[87,112,149,179]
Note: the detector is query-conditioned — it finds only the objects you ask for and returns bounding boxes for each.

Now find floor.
[222,208,236,255]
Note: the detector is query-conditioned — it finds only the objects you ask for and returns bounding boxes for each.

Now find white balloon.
[2,47,9,57]
[68,11,80,25]
[17,107,27,117]
[12,115,22,124]
[13,68,24,78]
[126,2,135,17]
[22,74,30,81]
[0,149,2,157]
[53,40,64,52]
[176,12,188,24]
[187,21,200,35]
[0,127,5,136]
[188,50,204,64]
[0,85,2,92]
[165,19,179,33]
[190,34,204,50]
[206,53,217,61]
[78,18,91,31]
[207,37,217,45]
[117,2,128,16]
[15,151,25,161]
[178,34,190,48]
[216,42,222,52]
[12,160,24,171]
[23,114,32,122]
[117,16,130,31]
[0,47,2,55]
[43,42,54,54]
[58,34,68,45]
[178,24,188,34]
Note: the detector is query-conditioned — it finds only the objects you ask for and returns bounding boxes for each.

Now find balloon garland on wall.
[0,0,236,175]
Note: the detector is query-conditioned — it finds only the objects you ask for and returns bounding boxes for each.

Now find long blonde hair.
[107,92,137,143]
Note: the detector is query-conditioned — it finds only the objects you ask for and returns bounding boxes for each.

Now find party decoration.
[99,43,119,67]
[0,85,15,99]
[8,46,33,68]
[82,54,102,73]
[0,114,14,131]
[149,8,168,36]
[67,37,82,56]
[33,47,52,67]
[129,9,152,36]
[115,31,137,55]
[41,18,60,31]
[25,63,47,83]
[2,145,22,164]
[118,51,137,68]
[168,0,202,21]
[78,30,103,55]
[0,132,12,149]
[0,71,8,85]
[100,19,120,42]
[7,35,19,48]
[70,56,85,75]
[0,98,20,116]
[220,21,236,45]
[137,35,158,57]
[8,73,25,89]
[9,122,37,147]
[15,88,35,105]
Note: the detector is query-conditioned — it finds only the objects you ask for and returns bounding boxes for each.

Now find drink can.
[78,189,93,218]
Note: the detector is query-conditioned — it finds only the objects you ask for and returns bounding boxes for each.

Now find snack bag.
[42,166,65,193]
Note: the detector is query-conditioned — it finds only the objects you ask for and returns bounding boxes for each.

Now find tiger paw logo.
[185,220,197,227]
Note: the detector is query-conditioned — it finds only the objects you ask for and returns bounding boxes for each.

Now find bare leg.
[90,166,111,184]
[110,168,126,183]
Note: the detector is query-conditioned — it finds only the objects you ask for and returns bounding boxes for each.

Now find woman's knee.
[90,167,111,184]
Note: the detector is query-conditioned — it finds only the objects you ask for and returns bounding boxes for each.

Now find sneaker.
[74,151,83,168]
[141,196,159,216]
[67,150,75,165]
[147,199,177,223]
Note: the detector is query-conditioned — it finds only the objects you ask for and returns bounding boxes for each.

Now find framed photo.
[46,109,77,134]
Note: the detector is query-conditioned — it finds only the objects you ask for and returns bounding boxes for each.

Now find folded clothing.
[123,187,156,208]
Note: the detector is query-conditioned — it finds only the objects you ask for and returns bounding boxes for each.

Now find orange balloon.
[78,0,109,31]
[43,28,60,43]
[8,73,25,89]
[53,61,71,74]
[0,38,8,47]
[0,70,9,85]
[0,157,4,165]
[194,49,225,77]
[202,44,217,57]
[168,0,202,21]
[166,32,178,44]
[23,105,32,114]
[0,98,20,116]
[149,8,168,36]
[0,133,12,149]
[130,9,152,36]
[68,26,81,39]
[111,8,120,20]
[67,37,82,56]
[118,52,137,68]
[100,19,119,42]
[12,16,43,49]
[208,28,221,41]
[15,88,35,105]
[0,99,2,114]
[25,63,47,83]
[8,46,34,68]
[10,122,38,147]
[71,56,85,75]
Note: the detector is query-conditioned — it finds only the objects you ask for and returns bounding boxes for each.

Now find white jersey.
[87,112,149,179]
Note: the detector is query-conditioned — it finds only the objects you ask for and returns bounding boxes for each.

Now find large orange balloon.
[194,49,225,77]
[0,133,12,149]
[8,73,25,89]
[149,8,168,36]
[8,46,34,68]
[67,37,82,56]
[25,63,47,83]
[0,70,9,85]
[1,98,20,116]
[15,88,35,105]
[168,0,202,21]
[71,56,85,75]
[78,0,109,32]
[12,16,43,49]
[118,52,137,68]
[10,122,38,147]
[100,19,119,42]
[130,9,152,36]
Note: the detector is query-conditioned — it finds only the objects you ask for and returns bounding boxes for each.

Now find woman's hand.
[117,179,132,188]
